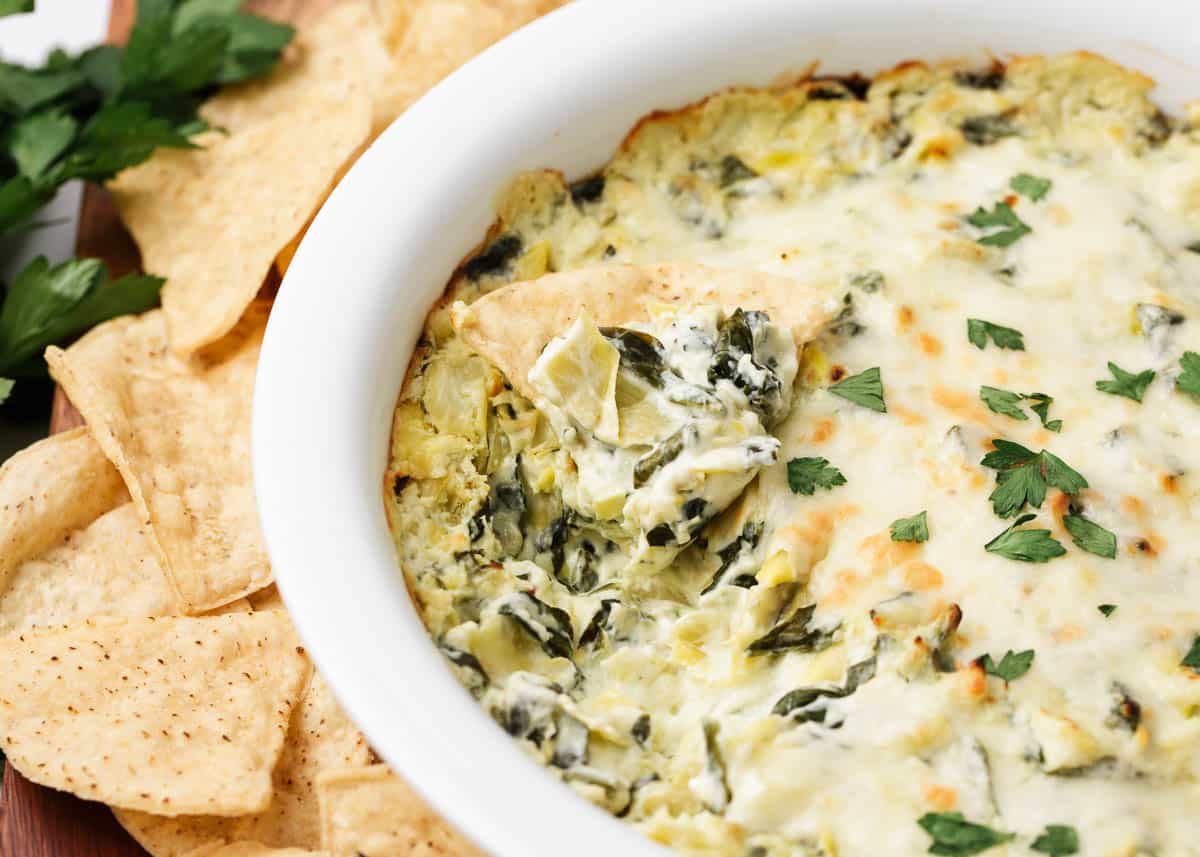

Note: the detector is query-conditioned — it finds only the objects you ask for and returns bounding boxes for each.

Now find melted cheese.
[386,53,1200,857]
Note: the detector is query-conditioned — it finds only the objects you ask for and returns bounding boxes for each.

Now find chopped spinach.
[847,269,885,292]
[463,234,522,280]
[496,592,575,660]
[960,113,1019,146]
[708,308,787,422]
[719,154,758,188]
[772,657,876,723]
[1098,604,1117,617]
[480,457,527,556]
[826,293,865,336]
[697,720,731,813]
[954,68,1005,90]
[551,710,590,769]
[439,643,489,693]
[747,604,838,655]
[701,520,763,594]
[569,173,605,205]
[578,598,617,650]
[633,425,687,488]
[601,326,667,389]
[631,713,651,747]
[558,540,599,593]
[1106,683,1141,732]
[917,812,1015,855]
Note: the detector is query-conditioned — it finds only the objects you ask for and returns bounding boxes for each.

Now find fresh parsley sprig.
[979,386,1061,431]
[1010,172,1052,202]
[828,366,886,412]
[1063,514,1117,559]
[1181,636,1200,674]
[967,201,1031,247]
[917,812,1014,856]
[980,440,1087,519]
[1096,362,1155,402]
[787,457,846,495]
[980,648,1034,681]
[967,318,1024,351]
[890,510,929,543]
[1032,825,1079,856]
[1177,351,1200,400]
[985,513,1067,563]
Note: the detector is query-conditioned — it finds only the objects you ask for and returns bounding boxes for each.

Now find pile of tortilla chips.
[0,2,564,854]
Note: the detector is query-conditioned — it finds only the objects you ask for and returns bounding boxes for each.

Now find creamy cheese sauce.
[386,54,1200,857]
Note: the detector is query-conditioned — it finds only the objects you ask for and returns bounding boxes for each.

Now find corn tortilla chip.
[452,263,835,399]
[117,672,370,855]
[46,305,271,614]
[1,502,180,636]
[317,764,486,857]
[0,427,126,590]
[184,844,330,857]
[110,88,370,355]
[248,584,286,612]
[0,613,308,815]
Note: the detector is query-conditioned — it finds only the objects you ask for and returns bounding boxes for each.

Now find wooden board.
[0,1,334,853]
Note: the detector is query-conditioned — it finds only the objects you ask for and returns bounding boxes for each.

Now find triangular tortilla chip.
[110,86,370,355]
[0,613,308,815]
[46,305,271,614]
[116,672,370,855]
[1,502,180,636]
[317,764,485,857]
[0,427,126,590]
[452,263,834,399]
[184,844,330,857]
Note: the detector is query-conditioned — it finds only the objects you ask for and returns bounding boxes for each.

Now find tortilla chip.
[0,502,180,636]
[0,613,308,815]
[317,764,486,857]
[110,88,370,355]
[375,0,567,123]
[207,598,254,615]
[452,263,835,399]
[0,427,127,590]
[46,305,271,614]
[202,3,396,136]
[184,845,329,857]
[248,585,286,613]
[116,672,370,855]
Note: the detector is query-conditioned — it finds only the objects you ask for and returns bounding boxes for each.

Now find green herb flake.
[967,318,1025,351]
[1186,240,1200,254]
[980,648,1035,681]
[1098,604,1118,617]
[1031,825,1079,856]
[1010,172,1052,202]
[0,0,33,18]
[787,457,847,496]
[966,202,1031,247]
[828,366,886,413]
[981,441,1087,518]
[1177,351,1200,400]
[890,511,929,543]
[1063,515,1117,559]
[985,513,1067,563]
[1096,362,1155,402]
[979,386,1027,420]
[1181,636,1200,674]
[1025,393,1061,431]
[917,812,1015,856]
[0,377,12,406]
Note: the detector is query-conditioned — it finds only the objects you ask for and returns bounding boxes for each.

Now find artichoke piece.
[496,592,575,661]
[529,312,620,443]
[557,539,599,594]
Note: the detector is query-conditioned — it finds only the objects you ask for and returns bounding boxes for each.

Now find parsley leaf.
[1031,825,1079,856]
[978,387,1061,430]
[967,318,1025,351]
[967,201,1031,247]
[980,648,1035,681]
[1010,172,1052,202]
[979,386,1027,420]
[1098,604,1117,617]
[828,366,886,412]
[1063,515,1117,559]
[0,0,33,17]
[890,511,929,543]
[1181,636,1200,674]
[8,110,78,179]
[1177,351,1200,400]
[0,257,163,379]
[981,441,1087,518]
[0,377,12,406]
[917,812,1015,856]
[985,513,1067,563]
[787,457,847,496]
[1096,362,1155,402]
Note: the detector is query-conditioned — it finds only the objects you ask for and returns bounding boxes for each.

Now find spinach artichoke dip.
[385,53,1200,857]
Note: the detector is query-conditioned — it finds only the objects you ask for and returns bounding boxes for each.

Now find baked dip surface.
[385,53,1200,857]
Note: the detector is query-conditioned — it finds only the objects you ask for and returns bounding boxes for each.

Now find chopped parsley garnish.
[890,511,929,543]
[787,457,847,495]
[917,812,1015,856]
[1063,514,1117,559]
[1010,173,1052,202]
[979,387,1061,430]
[1181,636,1200,674]
[1031,825,1079,856]
[981,440,1087,518]
[1177,351,1200,400]
[981,648,1035,681]
[0,1,33,17]
[967,318,1025,351]
[985,513,1067,563]
[1098,604,1118,617]
[828,366,886,412]
[967,202,1031,247]
[1096,362,1155,402]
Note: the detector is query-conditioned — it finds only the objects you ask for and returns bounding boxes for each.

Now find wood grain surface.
[0,0,330,853]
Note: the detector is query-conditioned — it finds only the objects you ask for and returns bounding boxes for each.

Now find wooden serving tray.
[0,1,336,852]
